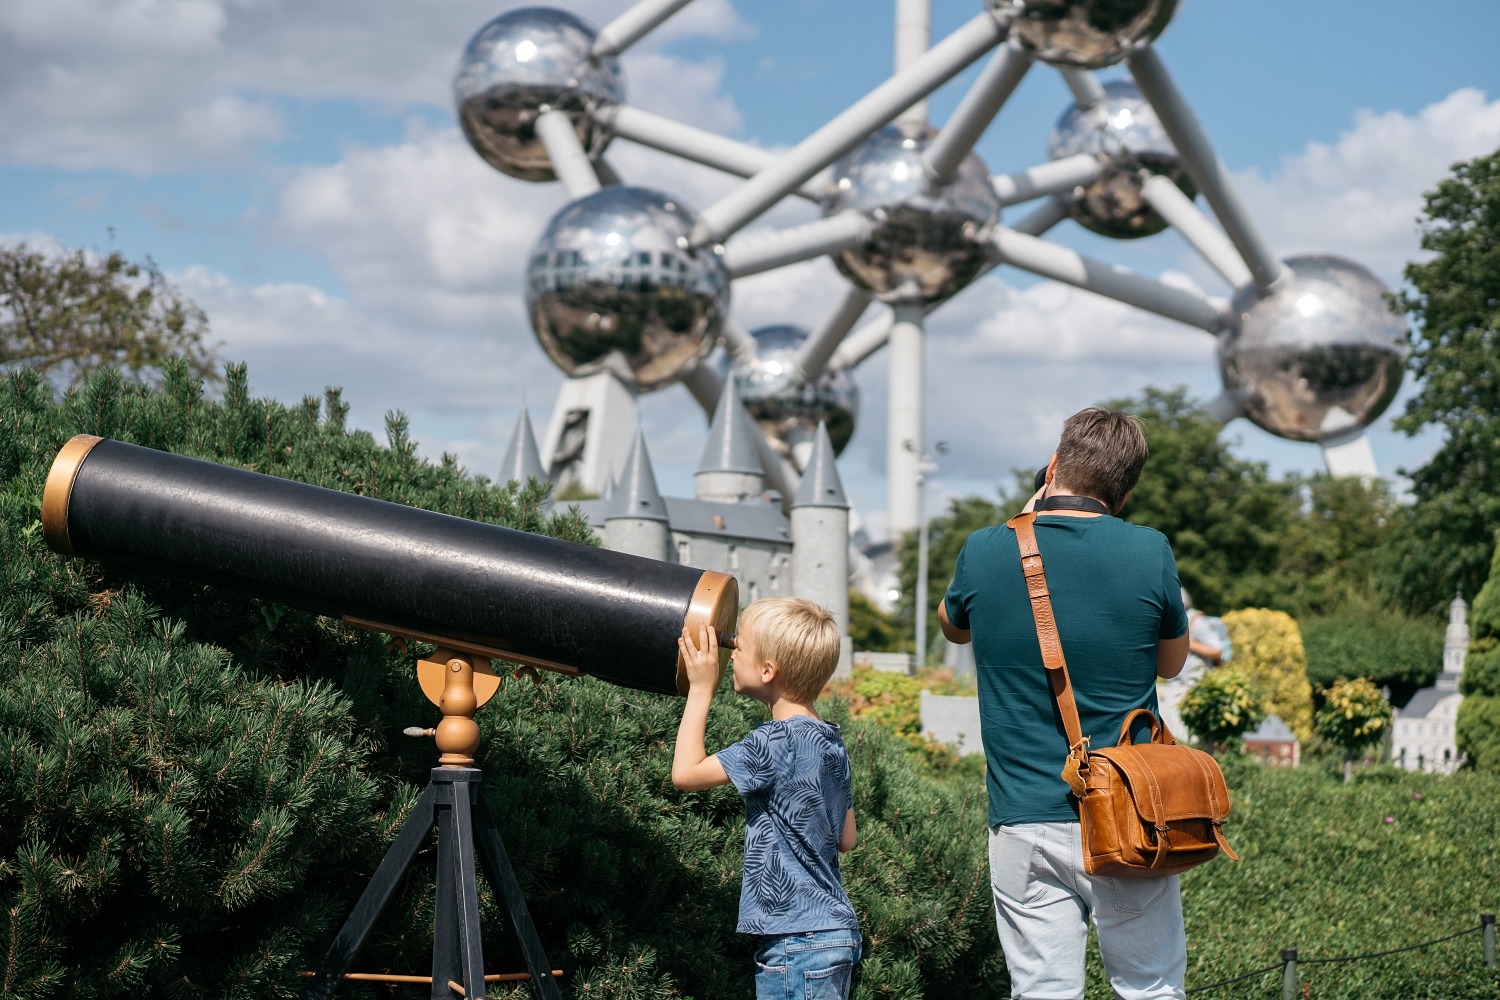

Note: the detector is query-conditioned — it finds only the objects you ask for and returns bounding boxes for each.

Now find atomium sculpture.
[453,0,1408,535]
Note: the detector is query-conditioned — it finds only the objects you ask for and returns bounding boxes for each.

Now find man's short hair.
[1054,407,1149,511]
[740,596,841,701]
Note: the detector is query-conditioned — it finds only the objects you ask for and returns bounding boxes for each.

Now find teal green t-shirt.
[943,514,1188,827]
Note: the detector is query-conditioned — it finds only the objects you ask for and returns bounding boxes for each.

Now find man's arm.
[672,625,731,791]
[938,599,970,645]
[1156,630,1190,679]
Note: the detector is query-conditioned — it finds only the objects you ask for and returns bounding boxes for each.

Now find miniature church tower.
[1390,591,1469,773]
[604,426,671,562]
[792,422,851,676]
[498,405,548,490]
[694,380,766,505]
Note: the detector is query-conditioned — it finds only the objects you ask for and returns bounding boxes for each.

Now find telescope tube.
[42,435,737,696]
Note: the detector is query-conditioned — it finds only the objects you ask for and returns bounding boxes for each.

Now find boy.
[673,596,862,1000]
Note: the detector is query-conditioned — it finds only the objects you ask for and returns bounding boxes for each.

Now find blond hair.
[739,596,841,701]
[1053,407,1149,511]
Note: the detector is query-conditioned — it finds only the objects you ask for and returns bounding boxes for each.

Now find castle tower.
[792,422,852,678]
[499,405,548,490]
[604,426,671,562]
[695,379,766,505]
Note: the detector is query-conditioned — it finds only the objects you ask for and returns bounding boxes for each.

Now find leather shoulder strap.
[1007,512,1087,759]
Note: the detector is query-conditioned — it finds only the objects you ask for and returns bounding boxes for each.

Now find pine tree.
[1457,532,1500,771]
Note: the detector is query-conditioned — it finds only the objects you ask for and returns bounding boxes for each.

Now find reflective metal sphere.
[454,7,623,183]
[996,0,1178,69]
[724,325,860,459]
[526,186,729,392]
[1048,79,1194,239]
[822,127,1000,304]
[1219,254,1408,443]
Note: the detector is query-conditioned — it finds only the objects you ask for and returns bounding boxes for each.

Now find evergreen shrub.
[0,364,1002,998]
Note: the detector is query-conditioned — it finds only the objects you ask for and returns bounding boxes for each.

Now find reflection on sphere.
[454,7,623,183]
[822,127,999,304]
[1048,79,1193,239]
[526,186,729,392]
[1219,254,1408,443]
[996,0,1178,69]
[725,325,859,460]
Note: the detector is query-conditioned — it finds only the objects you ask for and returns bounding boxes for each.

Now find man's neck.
[1039,485,1109,517]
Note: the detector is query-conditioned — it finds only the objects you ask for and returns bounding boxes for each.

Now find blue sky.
[3,0,1499,539]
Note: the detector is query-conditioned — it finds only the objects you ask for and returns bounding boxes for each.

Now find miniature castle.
[1389,592,1469,773]
[499,382,854,676]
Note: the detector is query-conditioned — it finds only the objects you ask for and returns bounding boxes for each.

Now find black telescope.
[42,435,738,696]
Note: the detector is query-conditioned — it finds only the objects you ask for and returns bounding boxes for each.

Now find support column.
[886,302,925,535]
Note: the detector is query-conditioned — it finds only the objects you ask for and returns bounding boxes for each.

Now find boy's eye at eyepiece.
[718,632,738,650]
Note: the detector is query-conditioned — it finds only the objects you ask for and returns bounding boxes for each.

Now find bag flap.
[1092,743,1232,824]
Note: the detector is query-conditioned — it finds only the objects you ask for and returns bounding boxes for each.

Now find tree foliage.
[1383,149,1500,614]
[0,243,220,388]
[1179,668,1263,748]
[1222,609,1313,741]
[1313,677,1392,782]
[1301,591,1443,708]
[1457,532,1500,771]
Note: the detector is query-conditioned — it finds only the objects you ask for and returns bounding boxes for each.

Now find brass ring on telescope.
[679,570,740,695]
[42,434,104,557]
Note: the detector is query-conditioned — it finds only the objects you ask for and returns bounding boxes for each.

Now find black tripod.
[303,649,563,1000]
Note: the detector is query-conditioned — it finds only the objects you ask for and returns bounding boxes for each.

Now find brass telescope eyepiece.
[717,632,738,650]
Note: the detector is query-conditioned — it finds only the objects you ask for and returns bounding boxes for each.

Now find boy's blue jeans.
[753,928,862,999]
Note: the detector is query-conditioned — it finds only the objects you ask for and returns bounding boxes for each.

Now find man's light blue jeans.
[753,928,862,1000]
[990,822,1187,1000]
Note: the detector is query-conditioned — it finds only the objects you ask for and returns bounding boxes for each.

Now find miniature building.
[1242,714,1300,767]
[505,382,854,677]
[1390,592,1469,774]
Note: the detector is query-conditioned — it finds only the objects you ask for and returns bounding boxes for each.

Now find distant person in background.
[1157,589,1229,741]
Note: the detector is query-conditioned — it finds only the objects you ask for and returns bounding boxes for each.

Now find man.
[938,407,1190,1000]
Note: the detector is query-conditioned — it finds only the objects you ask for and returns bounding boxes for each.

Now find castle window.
[728,545,739,570]
[676,539,691,564]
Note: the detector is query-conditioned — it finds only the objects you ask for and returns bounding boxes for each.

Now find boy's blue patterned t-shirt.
[716,715,859,935]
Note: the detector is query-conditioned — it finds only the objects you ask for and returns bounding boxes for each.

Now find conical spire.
[792,422,848,510]
[607,426,668,522]
[499,406,547,486]
[697,377,763,476]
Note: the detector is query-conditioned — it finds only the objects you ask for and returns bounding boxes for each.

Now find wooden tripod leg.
[304,782,441,1000]
[472,791,563,1000]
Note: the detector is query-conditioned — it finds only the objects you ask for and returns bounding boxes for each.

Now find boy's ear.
[760,659,778,684]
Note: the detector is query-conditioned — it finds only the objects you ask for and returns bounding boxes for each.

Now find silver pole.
[887,302,925,534]
[1203,390,1243,425]
[894,0,931,132]
[923,39,1033,183]
[722,212,873,278]
[1140,174,1253,289]
[601,104,828,201]
[793,286,873,382]
[720,317,761,367]
[1012,195,1072,236]
[1059,67,1105,108]
[829,310,894,370]
[692,11,1006,246]
[680,361,723,416]
[915,459,929,668]
[991,154,1101,206]
[535,110,602,197]
[592,0,696,57]
[990,227,1230,331]
[1127,46,1287,292]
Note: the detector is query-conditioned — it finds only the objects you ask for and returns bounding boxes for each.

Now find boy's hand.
[678,624,721,695]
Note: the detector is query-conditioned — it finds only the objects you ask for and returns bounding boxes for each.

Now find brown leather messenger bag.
[1009,511,1239,878]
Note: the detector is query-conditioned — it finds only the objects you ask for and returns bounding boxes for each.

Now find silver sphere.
[1048,79,1194,239]
[725,325,860,460]
[822,127,1000,304]
[454,7,623,183]
[1219,254,1408,443]
[526,186,729,392]
[995,0,1178,69]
